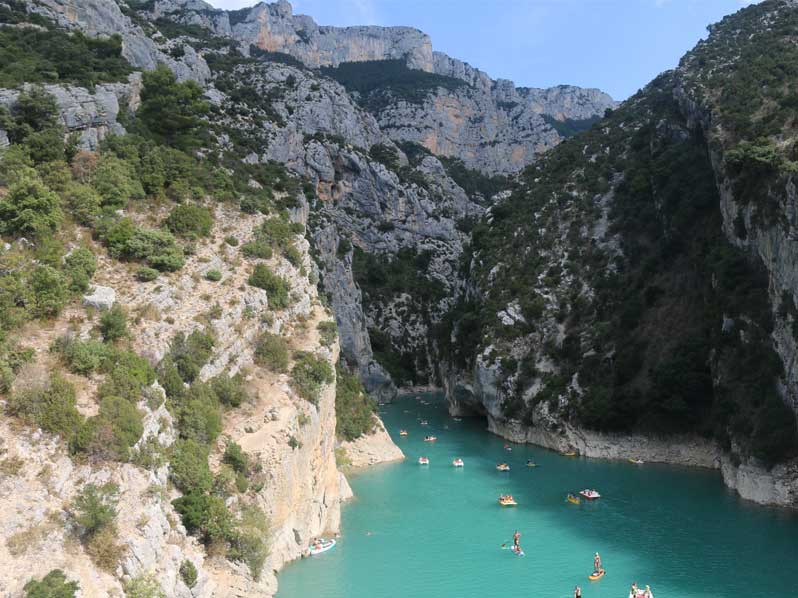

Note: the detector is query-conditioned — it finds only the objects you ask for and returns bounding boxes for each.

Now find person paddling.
[574,586,582,598]
[594,551,602,573]
[513,530,521,549]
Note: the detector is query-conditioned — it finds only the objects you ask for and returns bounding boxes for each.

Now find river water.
[277,392,798,598]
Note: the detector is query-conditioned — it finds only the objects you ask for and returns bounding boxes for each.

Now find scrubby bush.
[136,267,159,282]
[170,439,213,495]
[179,560,198,589]
[223,441,249,475]
[92,154,144,209]
[224,235,238,246]
[123,573,166,598]
[97,395,144,459]
[72,482,119,538]
[29,265,69,318]
[204,269,222,282]
[54,336,108,376]
[228,504,270,580]
[0,173,62,238]
[96,350,155,402]
[97,217,185,272]
[317,321,337,347]
[174,382,222,444]
[210,372,248,407]
[6,374,81,440]
[164,204,213,239]
[169,329,215,383]
[99,303,127,342]
[248,264,291,309]
[172,493,234,544]
[254,333,289,373]
[63,246,97,293]
[291,352,334,405]
[23,569,79,598]
[158,358,185,399]
[335,364,376,441]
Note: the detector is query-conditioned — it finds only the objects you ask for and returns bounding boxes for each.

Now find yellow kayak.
[567,494,581,505]
[562,451,577,457]
[588,569,605,581]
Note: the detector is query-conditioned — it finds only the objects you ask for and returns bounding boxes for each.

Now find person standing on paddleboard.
[513,530,521,549]
[593,552,602,573]
[574,586,582,598]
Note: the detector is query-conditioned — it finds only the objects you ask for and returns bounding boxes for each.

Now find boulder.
[83,285,116,311]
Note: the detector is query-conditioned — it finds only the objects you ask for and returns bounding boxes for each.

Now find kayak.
[498,496,517,506]
[567,494,581,505]
[496,463,510,471]
[423,435,437,442]
[309,539,336,556]
[418,457,429,465]
[562,451,578,457]
[526,461,537,467]
[629,589,653,598]
[452,458,464,467]
[399,430,408,436]
[628,458,644,465]
[588,569,605,581]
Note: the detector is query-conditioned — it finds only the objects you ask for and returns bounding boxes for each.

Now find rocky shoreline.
[338,417,405,470]
[477,409,798,510]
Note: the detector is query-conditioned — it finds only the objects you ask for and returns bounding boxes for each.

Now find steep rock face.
[31,0,211,82]
[441,0,798,508]
[0,76,141,150]
[150,0,615,174]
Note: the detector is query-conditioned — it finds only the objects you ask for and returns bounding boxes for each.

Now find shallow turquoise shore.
[278,393,798,598]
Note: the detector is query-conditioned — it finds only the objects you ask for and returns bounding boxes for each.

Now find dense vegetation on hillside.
[320,59,468,113]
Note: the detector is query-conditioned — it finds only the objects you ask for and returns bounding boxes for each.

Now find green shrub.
[204,269,222,282]
[6,374,81,440]
[170,439,213,494]
[317,321,337,347]
[223,441,249,475]
[97,350,155,402]
[164,204,213,239]
[335,364,376,440]
[63,246,97,293]
[99,303,127,342]
[123,573,166,598]
[72,482,119,538]
[241,240,273,259]
[228,504,270,580]
[23,569,79,598]
[291,352,334,405]
[179,560,198,589]
[169,329,215,383]
[254,333,290,373]
[172,493,235,544]
[64,183,101,225]
[139,65,209,150]
[97,217,185,272]
[174,382,222,444]
[76,396,143,460]
[92,154,144,209]
[224,235,239,246]
[136,267,159,282]
[248,264,291,309]
[55,337,109,376]
[210,372,248,407]
[158,358,185,399]
[29,265,69,318]
[0,173,62,238]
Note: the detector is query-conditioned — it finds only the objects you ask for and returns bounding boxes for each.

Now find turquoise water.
[278,393,798,598]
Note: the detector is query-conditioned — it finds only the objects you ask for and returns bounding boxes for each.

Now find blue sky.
[207,0,757,100]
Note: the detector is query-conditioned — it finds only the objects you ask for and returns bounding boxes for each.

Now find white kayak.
[309,539,336,556]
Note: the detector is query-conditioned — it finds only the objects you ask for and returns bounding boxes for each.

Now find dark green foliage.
[228,504,270,580]
[439,156,508,201]
[0,10,130,88]
[541,114,601,138]
[96,349,155,402]
[369,144,400,170]
[290,351,334,405]
[29,265,69,318]
[242,216,302,261]
[248,264,291,309]
[179,560,198,589]
[320,59,467,113]
[164,204,214,239]
[254,332,290,373]
[136,267,159,282]
[99,304,127,342]
[174,382,222,444]
[0,173,62,237]
[335,364,376,440]
[223,441,249,475]
[172,493,234,544]
[250,46,306,69]
[23,569,79,598]
[91,154,144,209]
[81,395,144,460]
[170,439,213,494]
[96,217,185,272]
[168,329,215,384]
[72,482,119,538]
[138,65,209,149]
[54,336,109,376]
[6,373,81,440]
[210,373,248,407]
[204,269,222,282]
[63,246,97,293]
